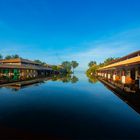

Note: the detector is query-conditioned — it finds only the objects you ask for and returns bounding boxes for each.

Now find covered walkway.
[97,50,140,92]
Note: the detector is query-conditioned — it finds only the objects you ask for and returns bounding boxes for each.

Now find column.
[135,68,138,80]
[113,71,116,81]
[121,70,126,84]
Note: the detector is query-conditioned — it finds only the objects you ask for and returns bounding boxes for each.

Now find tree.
[5,55,12,60]
[71,61,79,73]
[0,54,3,60]
[41,62,46,65]
[98,62,104,67]
[34,60,46,66]
[34,60,42,64]
[88,61,97,67]
[61,61,72,73]
[71,76,79,83]
[86,57,119,77]
[103,57,117,66]
[86,64,98,77]
[52,65,58,71]
[5,54,20,59]
[62,74,72,83]
[12,54,20,58]
[88,76,98,84]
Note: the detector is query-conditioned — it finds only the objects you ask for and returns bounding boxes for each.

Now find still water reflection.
[0,72,140,139]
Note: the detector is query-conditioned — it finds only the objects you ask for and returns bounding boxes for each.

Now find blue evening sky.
[0,0,140,70]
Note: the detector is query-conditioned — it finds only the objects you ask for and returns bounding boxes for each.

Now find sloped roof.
[105,50,140,65]
[0,58,41,65]
[98,55,140,70]
[0,63,52,70]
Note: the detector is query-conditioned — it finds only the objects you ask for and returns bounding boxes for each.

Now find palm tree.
[71,61,79,73]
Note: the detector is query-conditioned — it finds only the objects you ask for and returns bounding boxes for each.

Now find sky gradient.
[0,0,140,70]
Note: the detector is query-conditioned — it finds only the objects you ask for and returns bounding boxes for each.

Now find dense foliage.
[34,60,46,65]
[2,54,20,60]
[86,57,118,76]
[51,74,79,84]
[61,61,79,73]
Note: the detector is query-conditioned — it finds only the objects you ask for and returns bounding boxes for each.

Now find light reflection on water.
[0,71,140,139]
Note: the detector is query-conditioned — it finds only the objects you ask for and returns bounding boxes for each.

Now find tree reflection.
[86,73,98,84]
[0,73,79,91]
[88,78,98,84]
[71,76,79,83]
[51,74,79,84]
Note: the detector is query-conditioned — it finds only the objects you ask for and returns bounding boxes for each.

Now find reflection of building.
[100,78,140,114]
[0,77,52,90]
[0,58,59,78]
[97,51,140,93]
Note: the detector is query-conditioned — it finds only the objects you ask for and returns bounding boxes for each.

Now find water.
[0,72,140,139]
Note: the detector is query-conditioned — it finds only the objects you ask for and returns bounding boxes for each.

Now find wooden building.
[97,50,140,92]
[0,58,55,78]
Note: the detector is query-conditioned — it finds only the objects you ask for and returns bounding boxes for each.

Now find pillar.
[113,71,116,81]
[108,72,111,79]
[135,68,138,80]
[105,72,107,78]
[121,70,126,84]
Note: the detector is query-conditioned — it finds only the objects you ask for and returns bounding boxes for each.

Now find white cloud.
[0,27,140,71]
[56,28,140,71]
